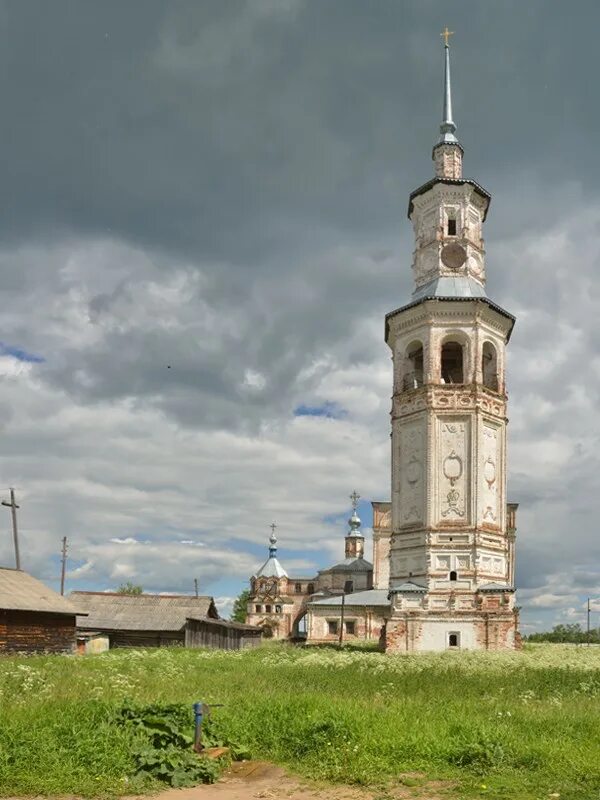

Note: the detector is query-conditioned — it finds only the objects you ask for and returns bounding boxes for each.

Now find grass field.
[0,643,599,799]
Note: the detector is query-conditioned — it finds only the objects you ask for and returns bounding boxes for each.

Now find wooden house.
[0,567,81,653]
[71,591,219,648]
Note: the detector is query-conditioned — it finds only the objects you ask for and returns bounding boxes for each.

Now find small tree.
[231,589,250,623]
[116,582,143,595]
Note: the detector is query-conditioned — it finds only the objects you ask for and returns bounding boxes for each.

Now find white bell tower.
[384,30,520,652]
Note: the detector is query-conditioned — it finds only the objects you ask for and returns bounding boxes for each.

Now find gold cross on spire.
[349,490,360,511]
[440,26,454,47]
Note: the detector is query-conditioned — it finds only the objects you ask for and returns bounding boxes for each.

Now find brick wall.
[385,608,520,652]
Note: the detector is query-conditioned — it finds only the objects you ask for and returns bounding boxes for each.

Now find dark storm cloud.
[0,0,597,264]
[0,1,598,624]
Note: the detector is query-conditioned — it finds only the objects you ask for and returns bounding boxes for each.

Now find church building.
[245,493,386,642]
[383,32,520,651]
[245,34,520,652]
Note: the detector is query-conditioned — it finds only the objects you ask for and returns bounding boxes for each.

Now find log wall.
[0,610,76,654]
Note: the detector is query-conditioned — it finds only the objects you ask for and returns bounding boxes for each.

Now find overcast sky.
[0,0,598,631]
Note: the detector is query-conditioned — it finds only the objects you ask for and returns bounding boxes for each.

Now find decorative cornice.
[408,178,491,220]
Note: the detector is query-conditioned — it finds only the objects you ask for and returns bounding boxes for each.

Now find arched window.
[482,341,499,391]
[306,583,315,595]
[449,571,457,582]
[295,582,302,593]
[448,632,460,648]
[441,341,464,384]
[403,341,424,390]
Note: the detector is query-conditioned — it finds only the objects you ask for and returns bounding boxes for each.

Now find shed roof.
[71,591,218,632]
[186,616,262,632]
[0,568,81,615]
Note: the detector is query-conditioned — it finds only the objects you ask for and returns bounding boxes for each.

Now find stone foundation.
[385,609,520,653]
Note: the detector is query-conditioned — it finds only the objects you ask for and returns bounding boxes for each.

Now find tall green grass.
[0,644,599,799]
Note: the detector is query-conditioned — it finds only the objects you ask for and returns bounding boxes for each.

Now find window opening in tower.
[482,341,499,391]
[404,343,424,390]
[441,342,464,384]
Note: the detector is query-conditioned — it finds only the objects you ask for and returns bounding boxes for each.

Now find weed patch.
[117,702,235,788]
[0,644,599,799]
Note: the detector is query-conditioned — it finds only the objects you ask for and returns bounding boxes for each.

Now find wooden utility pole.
[338,591,345,648]
[194,578,199,598]
[60,536,68,596]
[338,580,353,648]
[2,488,21,570]
[587,597,591,647]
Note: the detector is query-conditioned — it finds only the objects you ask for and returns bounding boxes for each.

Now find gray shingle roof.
[308,589,390,608]
[71,592,218,632]
[0,568,81,615]
[322,557,373,573]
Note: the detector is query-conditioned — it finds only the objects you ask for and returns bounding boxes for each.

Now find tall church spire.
[438,30,458,146]
[433,29,463,179]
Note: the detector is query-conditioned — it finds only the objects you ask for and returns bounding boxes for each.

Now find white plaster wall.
[419,620,478,651]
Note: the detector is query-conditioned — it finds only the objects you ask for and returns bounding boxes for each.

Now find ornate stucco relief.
[480,420,503,528]
[397,418,426,528]
[436,417,470,525]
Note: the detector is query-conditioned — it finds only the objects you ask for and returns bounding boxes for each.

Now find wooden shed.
[71,591,219,648]
[185,616,262,650]
[0,568,81,654]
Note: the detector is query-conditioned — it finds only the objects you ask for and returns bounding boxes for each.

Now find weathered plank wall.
[185,618,262,650]
[0,610,76,654]
[108,630,185,648]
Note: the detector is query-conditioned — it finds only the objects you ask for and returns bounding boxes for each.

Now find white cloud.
[0,5,597,636]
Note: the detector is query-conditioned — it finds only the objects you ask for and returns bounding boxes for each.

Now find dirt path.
[3,761,450,800]
[149,761,451,800]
